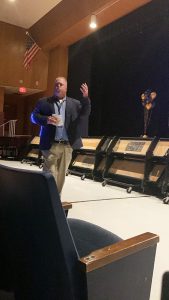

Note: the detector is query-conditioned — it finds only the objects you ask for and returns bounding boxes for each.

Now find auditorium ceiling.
[0,0,63,28]
[1,0,151,49]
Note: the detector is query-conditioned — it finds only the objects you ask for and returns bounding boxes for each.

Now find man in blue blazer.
[31,77,91,194]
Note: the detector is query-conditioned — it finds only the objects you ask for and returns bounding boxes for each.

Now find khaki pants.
[42,143,73,194]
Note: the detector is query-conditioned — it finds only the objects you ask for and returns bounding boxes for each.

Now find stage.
[0,159,168,300]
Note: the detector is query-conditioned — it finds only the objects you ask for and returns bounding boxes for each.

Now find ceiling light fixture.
[89,15,97,29]
[89,0,121,30]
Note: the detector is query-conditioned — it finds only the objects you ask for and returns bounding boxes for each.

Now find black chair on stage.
[0,164,159,300]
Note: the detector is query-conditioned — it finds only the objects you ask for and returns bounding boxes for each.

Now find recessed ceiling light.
[8,0,16,2]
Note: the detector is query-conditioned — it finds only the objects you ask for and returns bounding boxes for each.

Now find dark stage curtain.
[68,0,169,138]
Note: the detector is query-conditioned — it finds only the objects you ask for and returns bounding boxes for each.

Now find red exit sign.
[19,86,27,94]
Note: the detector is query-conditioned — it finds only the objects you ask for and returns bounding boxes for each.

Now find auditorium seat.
[161,272,169,300]
[0,164,159,300]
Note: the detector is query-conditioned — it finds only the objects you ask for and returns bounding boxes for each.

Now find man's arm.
[31,98,61,127]
[79,83,91,117]
[30,99,49,126]
[80,83,88,98]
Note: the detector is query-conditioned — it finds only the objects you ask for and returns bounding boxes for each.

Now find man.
[31,76,91,194]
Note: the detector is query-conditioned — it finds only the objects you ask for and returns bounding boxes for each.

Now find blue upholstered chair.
[0,164,159,300]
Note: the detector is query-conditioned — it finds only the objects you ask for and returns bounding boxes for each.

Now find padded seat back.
[0,164,81,300]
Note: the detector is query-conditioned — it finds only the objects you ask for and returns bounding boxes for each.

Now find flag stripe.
[24,43,39,60]
[23,34,40,69]
[23,45,40,68]
[23,46,40,68]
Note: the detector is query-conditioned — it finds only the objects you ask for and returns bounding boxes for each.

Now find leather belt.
[53,140,69,145]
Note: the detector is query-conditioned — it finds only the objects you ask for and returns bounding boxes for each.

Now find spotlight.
[89,15,97,29]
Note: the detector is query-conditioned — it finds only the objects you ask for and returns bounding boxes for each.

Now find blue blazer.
[31,96,91,150]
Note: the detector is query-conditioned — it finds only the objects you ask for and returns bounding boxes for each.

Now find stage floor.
[0,159,168,300]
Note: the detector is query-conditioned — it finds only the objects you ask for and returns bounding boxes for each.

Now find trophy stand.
[141,89,157,138]
[143,108,152,138]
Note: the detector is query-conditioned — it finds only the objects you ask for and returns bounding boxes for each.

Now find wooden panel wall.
[0,88,4,134]
[24,93,45,136]
[4,92,44,135]
[0,88,4,113]
[46,46,68,96]
[4,94,24,134]
[0,21,48,91]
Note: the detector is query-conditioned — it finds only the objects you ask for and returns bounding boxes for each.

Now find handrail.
[0,120,15,127]
[0,120,17,137]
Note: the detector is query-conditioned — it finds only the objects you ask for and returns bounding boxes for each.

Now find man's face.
[54,77,67,99]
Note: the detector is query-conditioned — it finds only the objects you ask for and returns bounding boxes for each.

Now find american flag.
[23,32,40,70]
